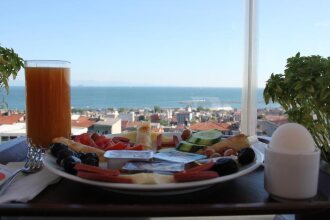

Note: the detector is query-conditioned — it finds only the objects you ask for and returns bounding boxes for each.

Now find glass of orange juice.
[25,60,71,157]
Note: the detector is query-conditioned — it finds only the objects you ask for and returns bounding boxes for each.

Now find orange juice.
[25,63,71,148]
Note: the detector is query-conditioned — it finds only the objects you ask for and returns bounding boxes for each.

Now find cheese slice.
[121,173,175,184]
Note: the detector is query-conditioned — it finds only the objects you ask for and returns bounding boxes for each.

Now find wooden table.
[1,138,330,219]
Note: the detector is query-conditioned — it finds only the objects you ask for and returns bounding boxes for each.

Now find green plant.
[0,45,24,94]
[118,107,126,113]
[154,105,161,113]
[264,52,330,161]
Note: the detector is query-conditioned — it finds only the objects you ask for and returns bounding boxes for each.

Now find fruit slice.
[187,129,222,145]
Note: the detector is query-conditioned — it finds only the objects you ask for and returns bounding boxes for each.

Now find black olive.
[84,153,99,161]
[76,152,86,160]
[81,153,99,166]
[56,149,74,165]
[238,148,255,165]
[50,143,68,157]
[82,157,99,167]
[213,158,238,176]
[62,156,81,175]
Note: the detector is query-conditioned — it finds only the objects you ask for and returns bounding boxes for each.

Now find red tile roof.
[71,116,95,128]
[265,115,288,125]
[189,121,231,132]
[0,114,24,125]
[176,124,185,129]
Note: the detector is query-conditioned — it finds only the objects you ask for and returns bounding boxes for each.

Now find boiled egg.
[269,123,316,154]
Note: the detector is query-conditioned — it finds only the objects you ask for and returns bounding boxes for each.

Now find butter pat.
[104,150,153,169]
[270,123,315,154]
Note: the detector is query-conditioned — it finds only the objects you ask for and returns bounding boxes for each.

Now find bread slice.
[210,134,250,153]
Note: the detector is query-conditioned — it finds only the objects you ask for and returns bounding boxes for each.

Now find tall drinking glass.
[25,60,71,157]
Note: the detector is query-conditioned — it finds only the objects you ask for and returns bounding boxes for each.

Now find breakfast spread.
[50,125,257,185]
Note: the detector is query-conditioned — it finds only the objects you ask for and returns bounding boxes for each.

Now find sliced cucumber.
[187,129,222,145]
[176,141,206,153]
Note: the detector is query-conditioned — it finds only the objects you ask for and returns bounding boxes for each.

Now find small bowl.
[104,150,154,169]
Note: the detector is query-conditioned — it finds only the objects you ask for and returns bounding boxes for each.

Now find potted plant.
[263,52,330,162]
[0,45,24,109]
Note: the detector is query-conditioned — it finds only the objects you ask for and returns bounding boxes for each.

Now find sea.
[4,86,279,111]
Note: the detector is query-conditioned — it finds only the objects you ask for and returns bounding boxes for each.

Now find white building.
[0,123,26,143]
[88,118,122,134]
[165,109,173,119]
[119,112,135,122]
[176,112,193,125]
[0,122,88,144]
[106,110,119,118]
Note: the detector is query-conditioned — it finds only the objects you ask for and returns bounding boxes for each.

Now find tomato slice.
[75,133,98,148]
[125,144,143,151]
[91,133,101,141]
[95,138,111,149]
[104,142,127,151]
[112,136,130,143]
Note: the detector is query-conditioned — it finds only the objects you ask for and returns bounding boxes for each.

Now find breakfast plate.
[42,146,263,196]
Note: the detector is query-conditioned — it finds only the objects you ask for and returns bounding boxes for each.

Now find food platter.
[42,145,263,196]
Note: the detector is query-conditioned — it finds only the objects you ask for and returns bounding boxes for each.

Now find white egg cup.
[264,146,320,200]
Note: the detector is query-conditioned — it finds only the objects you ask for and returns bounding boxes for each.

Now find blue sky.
[2,0,330,88]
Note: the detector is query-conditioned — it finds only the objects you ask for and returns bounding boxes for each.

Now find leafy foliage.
[264,53,330,161]
[0,45,24,94]
[118,107,126,113]
[154,105,161,113]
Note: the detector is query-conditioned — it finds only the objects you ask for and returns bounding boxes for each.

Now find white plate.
[43,146,263,196]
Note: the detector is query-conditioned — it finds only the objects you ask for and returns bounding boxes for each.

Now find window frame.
[241,0,258,136]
